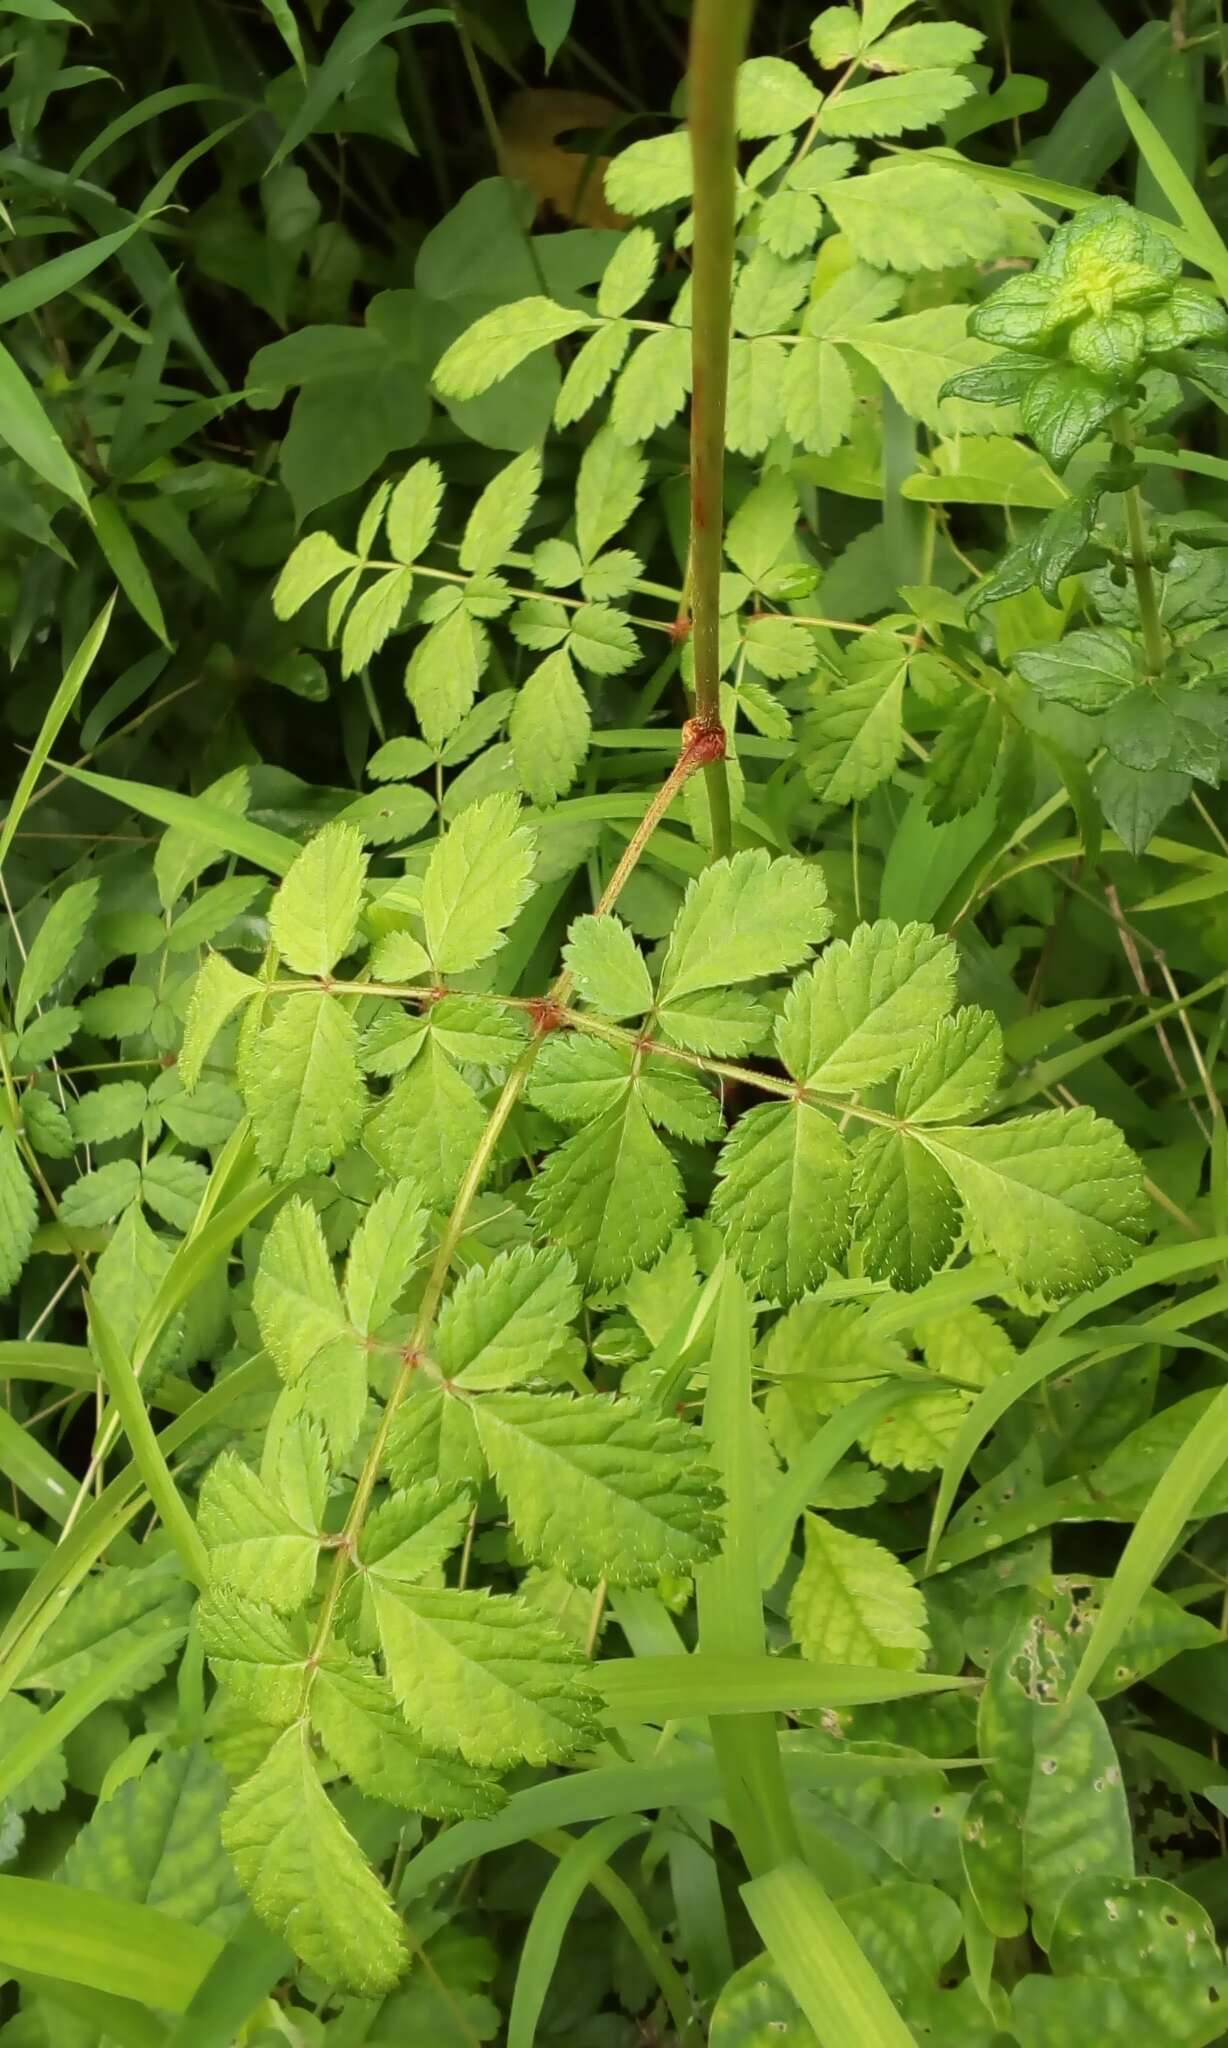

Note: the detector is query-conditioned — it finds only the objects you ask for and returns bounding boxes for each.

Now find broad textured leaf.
[789,1514,929,1668]
[361,1480,472,1586]
[736,55,820,136]
[435,1243,579,1389]
[777,920,956,1089]
[252,1197,367,1452]
[374,1584,600,1766]
[610,328,691,442]
[269,822,367,977]
[920,1108,1149,1299]
[59,1743,244,1935]
[604,130,693,214]
[827,161,1010,274]
[27,1558,191,1696]
[198,1587,310,1725]
[532,1091,683,1286]
[596,226,657,318]
[222,1719,405,1992]
[243,994,365,1180]
[658,850,830,1003]
[422,792,536,973]
[340,566,413,677]
[1015,629,1140,712]
[555,320,632,427]
[59,1157,142,1228]
[472,1391,723,1584]
[711,1100,852,1304]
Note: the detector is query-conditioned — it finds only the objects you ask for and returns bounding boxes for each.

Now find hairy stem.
[686,0,753,858]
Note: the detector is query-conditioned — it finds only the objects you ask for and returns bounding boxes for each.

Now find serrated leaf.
[387,458,444,566]
[659,849,831,1004]
[364,1038,487,1207]
[222,1719,405,1992]
[339,566,413,677]
[405,605,489,749]
[820,69,974,138]
[604,130,693,215]
[610,328,690,442]
[180,952,260,1092]
[374,1583,599,1767]
[273,531,356,621]
[434,298,595,399]
[563,913,653,1019]
[554,321,632,427]
[920,1108,1148,1300]
[460,447,541,575]
[532,1090,683,1287]
[344,1178,428,1334]
[430,995,528,1068]
[597,226,658,318]
[198,1420,326,1614]
[422,792,537,974]
[311,1655,501,1818]
[725,337,787,456]
[851,1127,964,1290]
[0,1695,65,1816]
[16,877,98,1029]
[784,336,856,455]
[736,55,821,137]
[577,427,646,564]
[789,1513,929,1667]
[827,161,1010,273]
[0,1127,37,1301]
[90,1199,179,1385]
[509,647,591,805]
[198,1587,310,1724]
[711,1099,852,1304]
[473,1391,723,1585]
[804,659,907,804]
[870,20,984,68]
[435,1243,580,1390]
[895,1008,1002,1123]
[361,1480,472,1585]
[568,602,639,676]
[777,920,956,1089]
[656,987,769,1056]
[141,1151,208,1231]
[252,1197,367,1452]
[759,187,824,258]
[68,1079,146,1144]
[725,472,798,585]
[243,995,365,1181]
[59,1157,142,1228]
[269,822,368,977]
[1015,629,1138,712]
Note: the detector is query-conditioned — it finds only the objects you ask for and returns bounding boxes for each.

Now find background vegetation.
[7,1,1228,2043]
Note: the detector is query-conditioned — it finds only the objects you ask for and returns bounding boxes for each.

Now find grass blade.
[0,1876,219,2011]
[0,596,114,867]
[743,1858,917,2048]
[48,759,299,874]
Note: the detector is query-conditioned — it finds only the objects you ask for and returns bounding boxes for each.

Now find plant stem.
[1113,417,1165,678]
[686,0,753,858]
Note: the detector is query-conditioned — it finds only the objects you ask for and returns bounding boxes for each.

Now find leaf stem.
[1112,417,1165,678]
[686,0,753,858]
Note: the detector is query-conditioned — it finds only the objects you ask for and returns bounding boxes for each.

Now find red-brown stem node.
[669,614,692,643]
[527,996,566,1036]
[681,715,727,766]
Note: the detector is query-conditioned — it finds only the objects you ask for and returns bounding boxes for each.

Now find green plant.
[8,2,1228,2044]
